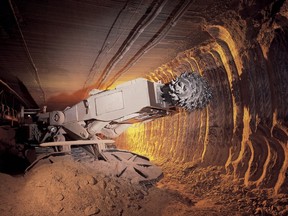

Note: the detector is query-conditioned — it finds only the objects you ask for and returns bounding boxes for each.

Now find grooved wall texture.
[116,4,288,193]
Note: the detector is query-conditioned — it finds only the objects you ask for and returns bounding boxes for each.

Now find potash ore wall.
[116,0,288,194]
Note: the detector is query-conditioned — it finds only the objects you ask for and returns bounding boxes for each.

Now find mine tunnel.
[0,0,287,215]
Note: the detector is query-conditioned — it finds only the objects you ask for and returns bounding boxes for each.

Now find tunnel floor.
[0,157,287,216]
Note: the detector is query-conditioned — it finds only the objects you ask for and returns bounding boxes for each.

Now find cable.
[105,0,194,89]
[87,0,144,86]
[96,0,168,89]
[0,79,29,107]
[8,0,46,104]
[83,0,131,89]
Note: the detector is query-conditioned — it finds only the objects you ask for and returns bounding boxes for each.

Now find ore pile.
[159,163,288,216]
[0,157,149,216]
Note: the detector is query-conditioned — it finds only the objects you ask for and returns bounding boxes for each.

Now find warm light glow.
[201,107,209,162]
[114,23,287,194]
[206,25,243,76]
[255,137,271,187]
[209,44,238,134]
[118,122,155,161]
[272,116,288,194]
[232,106,252,182]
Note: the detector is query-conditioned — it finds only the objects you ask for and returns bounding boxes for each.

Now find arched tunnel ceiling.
[0,0,245,110]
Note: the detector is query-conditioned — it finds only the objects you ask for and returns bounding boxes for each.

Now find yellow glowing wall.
[116,25,288,193]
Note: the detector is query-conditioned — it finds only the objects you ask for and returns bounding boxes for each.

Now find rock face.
[116,0,288,194]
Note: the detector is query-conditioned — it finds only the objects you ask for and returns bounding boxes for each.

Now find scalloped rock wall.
[117,0,288,194]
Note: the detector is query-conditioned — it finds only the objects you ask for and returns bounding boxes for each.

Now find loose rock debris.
[0,158,287,216]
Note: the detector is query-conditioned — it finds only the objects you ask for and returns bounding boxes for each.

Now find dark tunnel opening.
[0,152,29,175]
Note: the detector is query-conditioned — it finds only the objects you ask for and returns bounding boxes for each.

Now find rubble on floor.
[0,158,287,216]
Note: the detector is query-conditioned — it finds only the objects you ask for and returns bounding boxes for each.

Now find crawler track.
[26,145,163,185]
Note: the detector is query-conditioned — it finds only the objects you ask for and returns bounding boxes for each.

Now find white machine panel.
[95,91,124,115]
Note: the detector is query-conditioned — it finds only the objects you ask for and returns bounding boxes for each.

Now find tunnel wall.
[116,1,288,193]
